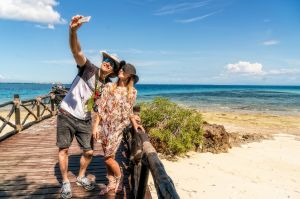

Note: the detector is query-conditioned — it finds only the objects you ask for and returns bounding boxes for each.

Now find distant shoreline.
[1,84,300,116]
[1,82,300,87]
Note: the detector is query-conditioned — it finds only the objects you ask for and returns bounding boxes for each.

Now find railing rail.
[125,125,180,199]
[0,93,65,142]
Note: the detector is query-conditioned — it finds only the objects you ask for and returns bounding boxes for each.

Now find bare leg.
[106,155,115,177]
[105,157,121,177]
[78,149,93,177]
[106,165,114,176]
[58,148,69,182]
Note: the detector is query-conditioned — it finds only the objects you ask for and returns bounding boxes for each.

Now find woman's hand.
[130,115,145,133]
[92,129,100,141]
[134,124,145,133]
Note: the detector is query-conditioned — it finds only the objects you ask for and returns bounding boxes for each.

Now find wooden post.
[136,155,150,199]
[127,121,180,199]
[50,92,57,115]
[139,130,180,199]
[13,94,22,132]
[36,97,41,121]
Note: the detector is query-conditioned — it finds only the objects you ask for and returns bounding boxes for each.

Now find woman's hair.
[127,77,135,99]
[111,76,135,100]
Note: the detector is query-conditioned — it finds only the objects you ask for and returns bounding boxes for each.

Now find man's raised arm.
[69,15,86,67]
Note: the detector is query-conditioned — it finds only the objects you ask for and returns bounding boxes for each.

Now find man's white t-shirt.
[60,59,103,120]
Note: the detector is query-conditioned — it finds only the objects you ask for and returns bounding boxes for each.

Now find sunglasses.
[103,58,116,70]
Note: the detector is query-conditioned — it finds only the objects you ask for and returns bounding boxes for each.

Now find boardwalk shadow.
[53,141,131,198]
[0,145,130,198]
[0,176,27,198]
[0,175,61,199]
[53,154,108,184]
[53,154,106,198]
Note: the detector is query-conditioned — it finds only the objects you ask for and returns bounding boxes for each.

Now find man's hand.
[69,15,84,32]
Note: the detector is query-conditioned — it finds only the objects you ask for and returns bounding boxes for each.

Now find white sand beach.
[148,133,300,199]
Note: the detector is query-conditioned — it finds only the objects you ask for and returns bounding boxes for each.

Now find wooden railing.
[124,125,180,199]
[0,93,64,141]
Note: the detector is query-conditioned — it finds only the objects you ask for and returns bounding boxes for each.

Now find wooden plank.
[0,117,134,198]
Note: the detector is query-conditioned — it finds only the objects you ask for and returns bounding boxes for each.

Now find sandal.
[99,175,116,195]
[115,169,124,193]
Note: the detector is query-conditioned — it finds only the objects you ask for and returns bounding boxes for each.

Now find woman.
[92,62,141,194]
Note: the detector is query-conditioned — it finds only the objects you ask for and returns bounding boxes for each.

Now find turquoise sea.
[1,83,300,115]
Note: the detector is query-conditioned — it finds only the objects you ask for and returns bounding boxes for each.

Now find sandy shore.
[201,111,300,136]
[0,109,38,136]
[148,110,300,199]
[148,134,300,199]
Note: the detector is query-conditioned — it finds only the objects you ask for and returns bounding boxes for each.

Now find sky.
[0,0,300,85]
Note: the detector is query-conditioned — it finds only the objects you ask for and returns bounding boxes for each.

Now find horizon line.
[1,82,300,87]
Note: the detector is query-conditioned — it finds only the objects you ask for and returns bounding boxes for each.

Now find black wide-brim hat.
[123,63,139,84]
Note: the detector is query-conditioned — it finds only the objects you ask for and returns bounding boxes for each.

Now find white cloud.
[175,11,218,23]
[226,61,264,75]
[225,61,300,79]
[154,1,209,15]
[267,68,300,75]
[35,24,55,29]
[0,0,66,27]
[113,48,148,54]
[41,59,74,65]
[262,40,279,46]
[0,74,4,81]
[91,48,206,56]
[134,60,182,67]
[283,58,300,66]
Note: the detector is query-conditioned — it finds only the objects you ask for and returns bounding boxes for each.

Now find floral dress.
[95,82,137,157]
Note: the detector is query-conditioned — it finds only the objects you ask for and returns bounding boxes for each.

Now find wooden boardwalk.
[0,117,133,199]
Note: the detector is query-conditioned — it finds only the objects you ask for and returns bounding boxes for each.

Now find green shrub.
[139,97,203,156]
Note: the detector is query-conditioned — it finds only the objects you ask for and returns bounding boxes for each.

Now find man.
[56,15,120,199]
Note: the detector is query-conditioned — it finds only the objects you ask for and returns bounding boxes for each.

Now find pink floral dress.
[96,82,137,157]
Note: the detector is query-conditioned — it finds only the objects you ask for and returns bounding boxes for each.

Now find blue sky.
[0,0,299,85]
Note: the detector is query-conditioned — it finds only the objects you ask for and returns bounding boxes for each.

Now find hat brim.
[132,75,139,84]
[101,51,120,65]
[101,51,121,78]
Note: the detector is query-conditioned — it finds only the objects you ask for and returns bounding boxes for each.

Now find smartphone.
[78,16,91,23]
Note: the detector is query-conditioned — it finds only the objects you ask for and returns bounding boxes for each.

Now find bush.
[139,97,204,156]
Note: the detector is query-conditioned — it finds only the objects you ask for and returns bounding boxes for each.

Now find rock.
[201,121,270,153]
[202,122,231,153]
[229,132,268,147]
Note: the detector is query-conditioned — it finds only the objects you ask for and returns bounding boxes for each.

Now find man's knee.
[59,148,69,156]
[83,150,93,158]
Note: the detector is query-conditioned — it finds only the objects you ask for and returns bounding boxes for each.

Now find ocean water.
[1,83,300,115]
